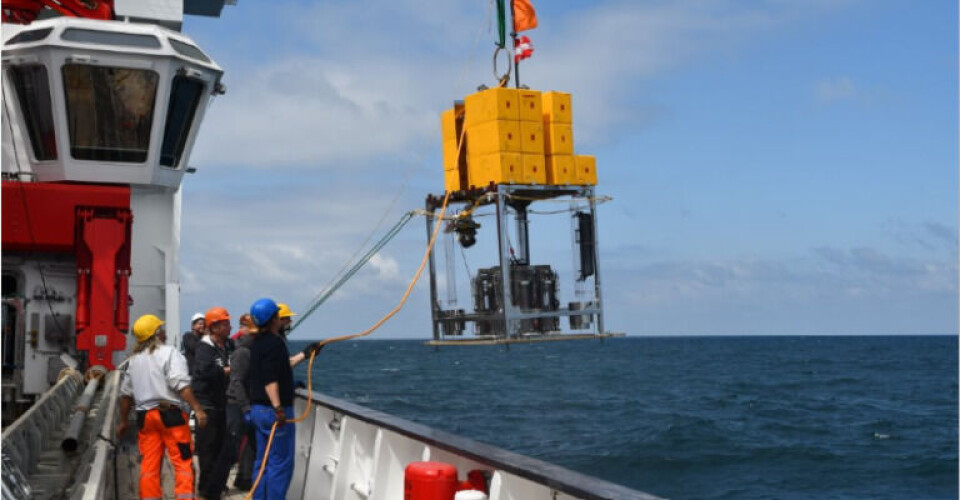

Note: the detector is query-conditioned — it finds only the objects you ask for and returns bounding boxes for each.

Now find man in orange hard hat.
[118,314,208,500]
[193,306,234,499]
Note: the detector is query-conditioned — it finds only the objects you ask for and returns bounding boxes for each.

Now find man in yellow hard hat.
[118,314,208,500]
[277,302,296,336]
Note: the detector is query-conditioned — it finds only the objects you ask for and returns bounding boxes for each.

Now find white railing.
[1,370,83,476]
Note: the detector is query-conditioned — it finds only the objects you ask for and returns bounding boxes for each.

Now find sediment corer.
[61,371,104,452]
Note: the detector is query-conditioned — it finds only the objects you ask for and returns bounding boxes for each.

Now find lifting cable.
[291,210,417,331]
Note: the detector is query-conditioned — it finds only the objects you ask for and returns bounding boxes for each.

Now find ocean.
[289,336,958,499]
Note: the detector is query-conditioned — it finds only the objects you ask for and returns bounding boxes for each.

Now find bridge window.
[169,39,211,63]
[160,75,204,168]
[62,65,158,163]
[61,29,161,49]
[8,65,57,161]
[5,28,52,45]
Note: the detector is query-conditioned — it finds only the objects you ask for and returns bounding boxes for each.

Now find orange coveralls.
[138,407,194,499]
[120,344,196,499]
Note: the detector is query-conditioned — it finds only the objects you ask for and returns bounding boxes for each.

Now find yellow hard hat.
[132,314,165,343]
[277,303,297,318]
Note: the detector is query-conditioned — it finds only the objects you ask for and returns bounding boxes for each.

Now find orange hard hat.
[205,306,230,326]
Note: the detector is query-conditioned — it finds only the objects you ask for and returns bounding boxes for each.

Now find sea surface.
[289,336,958,499]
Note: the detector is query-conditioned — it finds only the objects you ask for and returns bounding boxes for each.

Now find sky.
[177,0,957,340]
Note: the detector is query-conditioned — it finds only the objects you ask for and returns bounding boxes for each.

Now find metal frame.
[426,184,606,342]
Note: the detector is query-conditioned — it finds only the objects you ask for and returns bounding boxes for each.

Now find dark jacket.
[192,336,231,409]
[226,333,254,412]
[182,331,200,376]
[247,332,294,407]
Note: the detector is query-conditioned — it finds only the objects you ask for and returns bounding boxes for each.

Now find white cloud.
[191,0,849,169]
[609,243,957,334]
[368,253,400,281]
[815,76,857,103]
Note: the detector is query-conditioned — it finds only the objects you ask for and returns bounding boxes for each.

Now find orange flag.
[513,0,538,32]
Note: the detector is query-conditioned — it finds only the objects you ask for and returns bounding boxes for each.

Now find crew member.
[182,312,205,375]
[192,307,233,499]
[118,314,208,500]
[247,298,322,500]
[225,313,257,491]
[276,303,296,336]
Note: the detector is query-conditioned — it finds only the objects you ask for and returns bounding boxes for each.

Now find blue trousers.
[250,404,295,500]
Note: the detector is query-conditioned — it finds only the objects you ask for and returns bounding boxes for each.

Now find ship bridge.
[2,17,223,188]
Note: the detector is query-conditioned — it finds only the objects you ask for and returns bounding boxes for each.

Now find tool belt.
[137,402,187,428]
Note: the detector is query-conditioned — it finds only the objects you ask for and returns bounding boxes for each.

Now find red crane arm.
[2,0,112,24]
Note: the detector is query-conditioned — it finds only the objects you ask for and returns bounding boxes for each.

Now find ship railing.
[1,369,84,477]
[290,388,663,500]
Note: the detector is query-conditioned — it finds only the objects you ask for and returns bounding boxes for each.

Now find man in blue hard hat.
[246,298,323,499]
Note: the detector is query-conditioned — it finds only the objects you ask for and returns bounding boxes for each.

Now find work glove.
[301,341,325,358]
[273,406,287,427]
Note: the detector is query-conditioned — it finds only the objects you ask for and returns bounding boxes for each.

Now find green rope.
[291,211,416,332]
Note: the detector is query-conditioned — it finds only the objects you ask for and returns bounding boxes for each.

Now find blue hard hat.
[250,298,280,327]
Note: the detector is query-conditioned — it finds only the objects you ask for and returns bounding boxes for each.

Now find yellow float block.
[465,88,519,126]
[517,89,542,122]
[444,167,462,192]
[575,155,597,185]
[519,121,544,154]
[545,154,574,185]
[469,152,523,186]
[542,91,572,124]
[466,120,520,156]
[522,154,546,185]
[442,139,461,171]
[441,108,458,142]
[543,122,574,155]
